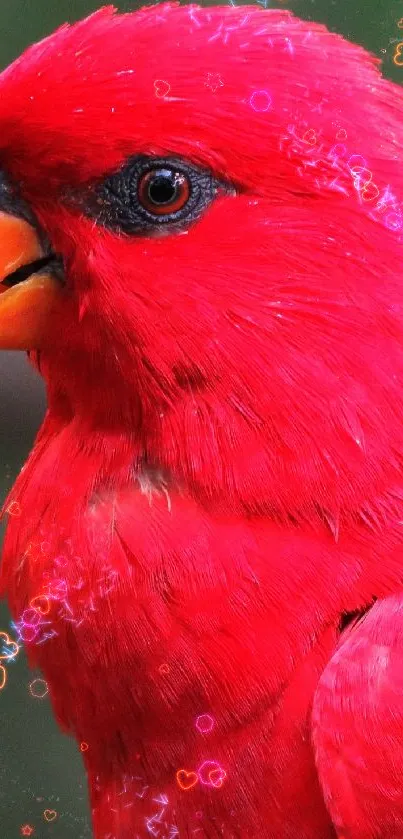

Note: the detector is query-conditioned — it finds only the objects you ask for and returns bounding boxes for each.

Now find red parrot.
[0,3,403,837]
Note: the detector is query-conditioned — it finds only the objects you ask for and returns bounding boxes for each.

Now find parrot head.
[0,3,402,525]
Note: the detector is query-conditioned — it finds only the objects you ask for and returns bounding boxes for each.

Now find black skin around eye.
[83,155,234,235]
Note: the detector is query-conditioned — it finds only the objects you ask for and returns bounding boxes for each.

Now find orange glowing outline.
[302,128,317,146]
[0,631,19,661]
[29,594,51,615]
[176,769,198,790]
[362,181,380,202]
[393,42,403,66]
[43,809,57,822]
[6,501,21,516]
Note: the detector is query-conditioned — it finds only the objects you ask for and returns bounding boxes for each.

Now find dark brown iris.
[138,168,190,216]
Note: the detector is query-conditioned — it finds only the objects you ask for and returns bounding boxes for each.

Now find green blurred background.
[0,0,401,837]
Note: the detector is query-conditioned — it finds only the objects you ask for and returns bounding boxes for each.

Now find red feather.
[0,4,403,837]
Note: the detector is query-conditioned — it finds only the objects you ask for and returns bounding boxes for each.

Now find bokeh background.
[0,0,401,836]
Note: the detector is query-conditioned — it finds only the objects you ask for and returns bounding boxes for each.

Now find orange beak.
[0,211,64,350]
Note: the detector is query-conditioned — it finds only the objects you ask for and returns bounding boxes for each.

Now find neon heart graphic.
[30,595,51,615]
[198,760,227,788]
[0,631,19,661]
[209,767,227,788]
[302,128,317,145]
[176,769,198,791]
[154,79,171,98]
[6,501,21,516]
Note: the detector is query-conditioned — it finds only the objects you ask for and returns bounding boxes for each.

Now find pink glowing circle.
[198,760,227,788]
[328,143,347,162]
[195,714,215,734]
[347,154,368,173]
[19,625,40,643]
[21,609,42,627]
[249,90,272,112]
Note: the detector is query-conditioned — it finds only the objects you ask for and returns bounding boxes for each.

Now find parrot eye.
[86,155,232,235]
[137,168,191,216]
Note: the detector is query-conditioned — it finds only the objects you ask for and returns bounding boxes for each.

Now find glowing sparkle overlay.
[280,123,403,234]
[3,521,229,836]
[9,532,120,651]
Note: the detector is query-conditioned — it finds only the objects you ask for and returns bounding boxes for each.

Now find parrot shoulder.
[312,594,403,838]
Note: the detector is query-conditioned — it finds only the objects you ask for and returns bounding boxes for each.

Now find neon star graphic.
[204,73,224,93]
[20,826,34,837]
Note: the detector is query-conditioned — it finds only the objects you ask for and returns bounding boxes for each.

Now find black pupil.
[148,170,178,205]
